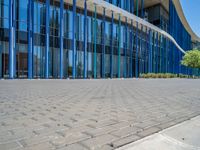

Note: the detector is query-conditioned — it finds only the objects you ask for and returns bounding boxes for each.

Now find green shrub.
[140,73,192,79]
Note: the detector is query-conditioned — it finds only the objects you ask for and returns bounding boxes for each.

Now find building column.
[140,24,143,74]
[152,32,155,73]
[9,0,15,79]
[166,38,168,73]
[60,0,64,79]
[110,11,114,78]
[141,0,144,18]
[93,4,97,79]
[130,20,133,78]
[72,0,76,79]
[148,29,152,73]
[135,22,139,78]
[136,0,139,16]
[124,17,127,78]
[83,0,87,79]
[45,0,50,79]
[28,0,33,79]
[130,0,133,14]
[156,32,159,73]
[145,27,148,73]
[161,35,164,73]
[102,8,106,78]
[118,14,121,78]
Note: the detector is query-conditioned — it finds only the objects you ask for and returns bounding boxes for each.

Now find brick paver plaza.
[0,79,200,150]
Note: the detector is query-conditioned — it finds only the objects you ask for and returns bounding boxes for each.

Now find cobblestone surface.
[0,79,200,150]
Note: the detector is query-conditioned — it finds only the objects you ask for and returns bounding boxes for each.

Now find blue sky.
[180,0,200,37]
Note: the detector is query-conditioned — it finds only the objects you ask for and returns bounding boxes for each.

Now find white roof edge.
[87,0,186,53]
[172,0,200,42]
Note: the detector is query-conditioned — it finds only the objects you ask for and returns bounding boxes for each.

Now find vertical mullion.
[156,32,158,73]
[28,0,33,79]
[72,0,76,79]
[83,0,87,79]
[136,0,139,16]
[118,14,121,78]
[145,27,148,73]
[135,22,138,78]
[130,20,133,77]
[9,0,14,79]
[45,0,50,79]
[141,0,144,18]
[140,25,143,75]
[110,11,114,78]
[159,35,162,73]
[148,29,152,73]
[124,17,127,78]
[60,0,64,79]
[166,38,168,73]
[32,0,34,77]
[102,8,106,78]
[13,0,16,78]
[93,4,97,78]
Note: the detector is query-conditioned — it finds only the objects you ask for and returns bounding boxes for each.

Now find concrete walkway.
[119,116,200,150]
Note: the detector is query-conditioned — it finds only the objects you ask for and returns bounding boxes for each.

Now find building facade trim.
[87,0,186,54]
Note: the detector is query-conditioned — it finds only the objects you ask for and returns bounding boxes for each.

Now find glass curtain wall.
[33,0,45,78]
[16,0,28,78]
[0,0,9,78]
[1,0,197,79]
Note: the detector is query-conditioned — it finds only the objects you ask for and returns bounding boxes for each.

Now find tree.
[181,49,200,69]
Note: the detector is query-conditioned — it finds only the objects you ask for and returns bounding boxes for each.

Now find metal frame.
[72,0,76,79]
[84,0,87,79]
[135,22,138,78]
[130,20,133,77]
[118,14,121,78]
[110,11,114,78]
[60,0,64,79]
[124,17,128,78]
[45,0,50,79]
[93,4,97,78]
[9,0,14,79]
[28,0,33,79]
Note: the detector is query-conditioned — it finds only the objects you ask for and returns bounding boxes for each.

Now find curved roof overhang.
[84,0,186,53]
[142,0,200,42]
[64,0,198,53]
[172,0,200,42]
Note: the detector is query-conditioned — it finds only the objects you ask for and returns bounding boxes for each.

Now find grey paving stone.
[111,134,141,148]
[111,126,142,138]
[18,142,55,150]
[97,144,114,150]
[50,132,91,148]
[0,79,200,149]
[84,125,117,137]
[57,143,88,150]
[137,127,161,137]
[81,134,117,149]
[0,142,22,150]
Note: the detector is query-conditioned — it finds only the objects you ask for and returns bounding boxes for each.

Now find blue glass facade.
[0,0,199,79]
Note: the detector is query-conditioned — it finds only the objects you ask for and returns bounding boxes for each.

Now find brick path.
[0,79,200,150]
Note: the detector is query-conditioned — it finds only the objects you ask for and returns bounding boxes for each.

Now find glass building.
[0,0,200,79]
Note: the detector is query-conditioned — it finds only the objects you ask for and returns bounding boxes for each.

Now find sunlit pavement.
[118,116,200,150]
[0,79,200,150]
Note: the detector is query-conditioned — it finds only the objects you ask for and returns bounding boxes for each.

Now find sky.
[180,0,200,37]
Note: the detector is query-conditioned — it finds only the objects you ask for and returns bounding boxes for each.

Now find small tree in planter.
[181,50,200,76]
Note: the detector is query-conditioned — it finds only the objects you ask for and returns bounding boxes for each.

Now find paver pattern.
[0,79,200,150]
